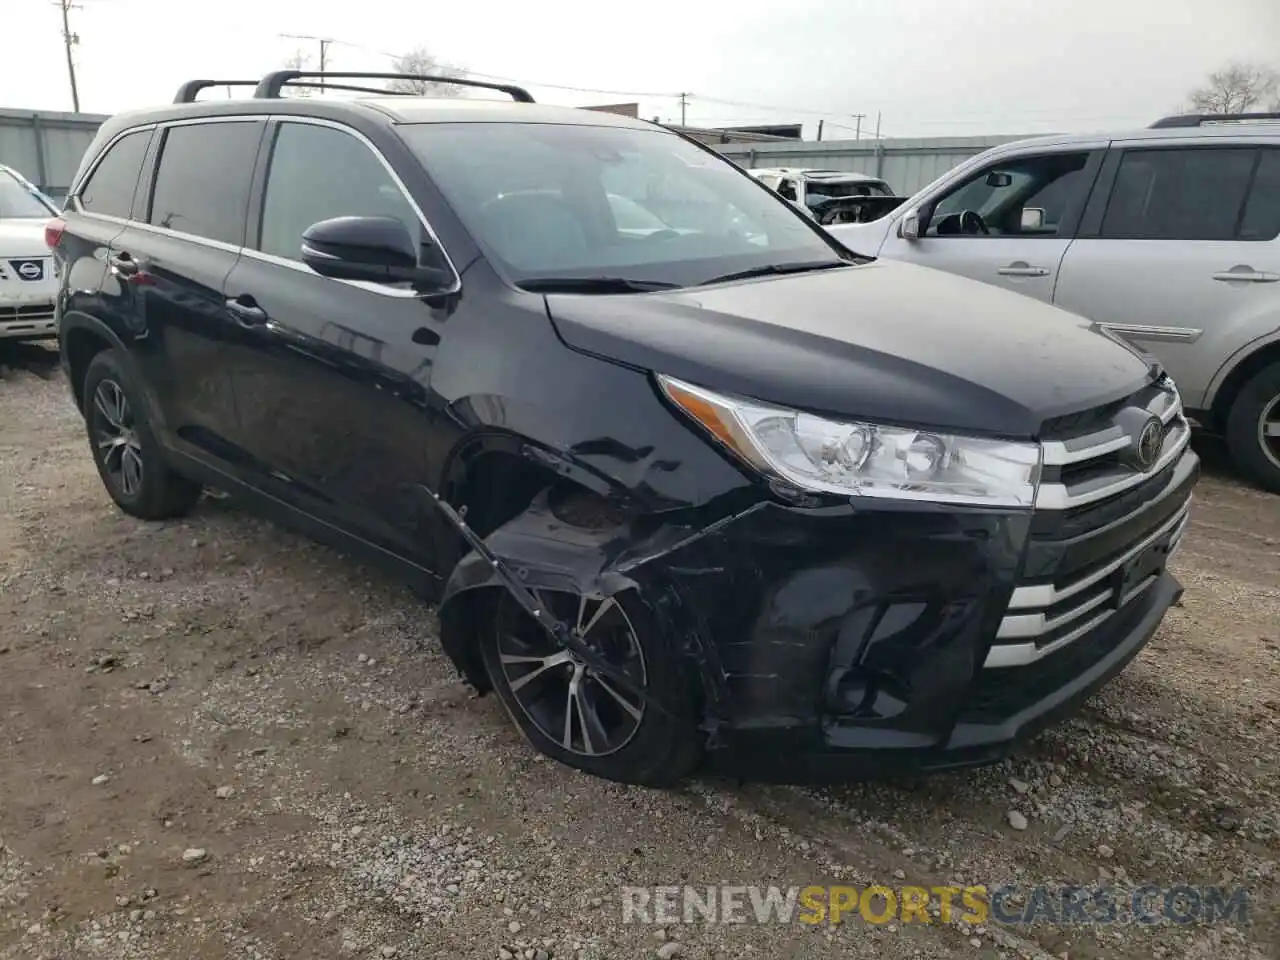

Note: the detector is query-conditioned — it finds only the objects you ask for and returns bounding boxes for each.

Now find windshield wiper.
[516,276,681,294]
[698,260,852,286]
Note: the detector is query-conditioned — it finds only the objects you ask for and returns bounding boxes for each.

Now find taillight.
[45,217,66,250]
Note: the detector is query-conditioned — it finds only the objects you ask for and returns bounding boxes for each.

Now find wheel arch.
[1208,337,1280,431]
[433,429,643,692]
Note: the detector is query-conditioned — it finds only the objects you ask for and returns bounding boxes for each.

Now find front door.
[1054,143,1280,407]
[222,118,453,567]
[879,146,1104,303]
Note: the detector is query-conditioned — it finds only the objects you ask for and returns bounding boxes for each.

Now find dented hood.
[545,259,1156,438]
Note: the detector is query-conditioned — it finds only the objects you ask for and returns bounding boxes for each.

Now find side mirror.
[900,208,922,240]
[1020,207,1046,230]
[301,216,451,290]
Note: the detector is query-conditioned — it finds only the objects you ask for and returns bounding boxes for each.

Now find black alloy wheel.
[90,377,145,499]
[494,590,648,758]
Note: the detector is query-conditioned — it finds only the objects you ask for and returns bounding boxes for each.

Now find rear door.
[108,117,265,467]
[1054,143,1280,407]
[59,126,156,351]
[878,144,1104,303]
[221,117,452,567]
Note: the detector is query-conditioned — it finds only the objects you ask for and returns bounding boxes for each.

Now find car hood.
[545,259,1156,439]
[0,219,50,258]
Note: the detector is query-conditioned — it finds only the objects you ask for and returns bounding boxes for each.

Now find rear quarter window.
[78,128,153,220]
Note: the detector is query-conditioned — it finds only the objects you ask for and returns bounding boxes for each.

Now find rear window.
[1100,148,1256,241]
[78,128,152,219]
[1239,149,1280,241]
[148,121,260,246]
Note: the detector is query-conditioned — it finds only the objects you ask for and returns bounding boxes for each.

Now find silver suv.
[828,113,1280,492]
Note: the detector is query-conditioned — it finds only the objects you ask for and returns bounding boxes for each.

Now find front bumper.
[706,570,1181,782]
[439,449,1195,784]
[0,295,57,340]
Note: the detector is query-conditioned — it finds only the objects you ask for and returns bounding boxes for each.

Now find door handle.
[1212,268,1280,283]
[225,296,268,327]
[998,262,1051,277]
[108,253,139,278]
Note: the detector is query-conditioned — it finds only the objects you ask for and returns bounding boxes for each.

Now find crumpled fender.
[435,489,763,729]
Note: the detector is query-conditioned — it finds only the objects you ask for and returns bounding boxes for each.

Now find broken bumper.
[442,494,1183,784]
[708,569,1181,782]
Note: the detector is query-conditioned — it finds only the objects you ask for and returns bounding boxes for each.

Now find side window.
[78,129,152,219]
[258,122,420,263]
[1100,148,1256,241]
[777,179,798,201]
[929,152,1091,238]
[148,122,260,245]
[1239,149,1280,242]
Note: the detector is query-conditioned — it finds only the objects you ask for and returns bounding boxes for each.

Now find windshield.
[0,170,56,220]
[805,179,892,205]
[399,122,845,287]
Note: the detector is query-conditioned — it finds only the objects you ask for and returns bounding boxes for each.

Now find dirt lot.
[1,341,1277,960]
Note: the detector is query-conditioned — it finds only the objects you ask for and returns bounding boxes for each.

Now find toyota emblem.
[1135,417,1164,470]
[17,261,42,280]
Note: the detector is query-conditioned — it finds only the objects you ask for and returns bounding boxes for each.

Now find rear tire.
[82,350,203,519]
[1225,362,1280,495]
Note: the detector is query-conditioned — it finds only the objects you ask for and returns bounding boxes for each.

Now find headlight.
[658,375,1041,507]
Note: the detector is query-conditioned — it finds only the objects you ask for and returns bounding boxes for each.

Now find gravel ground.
[1,341,1277,960]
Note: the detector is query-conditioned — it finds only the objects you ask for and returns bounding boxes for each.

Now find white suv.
[0,164,60,343]
[828,113,1280,492]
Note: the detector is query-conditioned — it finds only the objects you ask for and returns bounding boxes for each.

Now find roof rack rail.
[174,80,260,104]
[251,71,535,102]
[1149,111,1280,129]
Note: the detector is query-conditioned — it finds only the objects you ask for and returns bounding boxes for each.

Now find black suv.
[48,71,1199,785]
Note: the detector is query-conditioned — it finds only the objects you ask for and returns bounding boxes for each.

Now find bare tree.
[1187,61,1280,114]
[282,50,314,97]
[386,47,468,97]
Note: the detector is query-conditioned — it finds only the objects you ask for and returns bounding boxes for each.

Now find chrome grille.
[1036,380,1190,509]
[987,376,1196,669]
[1,302,56,323]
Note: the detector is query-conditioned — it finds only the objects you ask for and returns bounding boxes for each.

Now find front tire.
[1225,362,1280,494]
[82,350,203,519]
[480,587,701,787]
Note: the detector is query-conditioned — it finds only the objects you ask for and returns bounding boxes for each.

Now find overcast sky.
[4,0,1278,139]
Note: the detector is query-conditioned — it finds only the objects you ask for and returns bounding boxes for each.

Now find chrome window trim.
[69,114,462,300]
[67,122,158,213]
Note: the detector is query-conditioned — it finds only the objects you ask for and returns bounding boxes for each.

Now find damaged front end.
[435,479,1118,781]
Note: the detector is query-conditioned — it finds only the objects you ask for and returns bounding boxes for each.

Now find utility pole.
[55,0,81,112]
[851,113,866,141]
[677,92,689,127]
[874,110,881,139]
[816,119,824,141]
[279,33,334,92]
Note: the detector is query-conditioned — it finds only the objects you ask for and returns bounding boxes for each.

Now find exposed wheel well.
[62,327,113,411]
[1210,341,1280,432]
[437,447,623,691]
